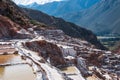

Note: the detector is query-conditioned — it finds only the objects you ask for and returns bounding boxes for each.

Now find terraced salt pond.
[61,66,85,80]
[0,64,35,80]
[0,54,35,80]
[0,55,24,64]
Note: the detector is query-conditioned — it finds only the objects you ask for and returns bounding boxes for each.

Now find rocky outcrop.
[0,0,31,38]
[87,53,105,66]
[0,15,19,38]
[0,0,45,39]
[0,0,50,31]
[25,40,66,67]
[0,15,33,39]
[0,0,30,28]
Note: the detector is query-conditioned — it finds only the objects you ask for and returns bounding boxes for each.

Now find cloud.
[13,0,63,5]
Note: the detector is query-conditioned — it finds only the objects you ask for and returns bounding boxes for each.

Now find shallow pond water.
[0,55,23,64]
[0,55,36,80]
[0,64,35,80]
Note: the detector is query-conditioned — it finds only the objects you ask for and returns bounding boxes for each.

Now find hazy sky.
[13,0,64,5]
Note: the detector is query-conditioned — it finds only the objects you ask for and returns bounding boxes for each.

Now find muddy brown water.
[0,55,23,64]
[0,54,36,80]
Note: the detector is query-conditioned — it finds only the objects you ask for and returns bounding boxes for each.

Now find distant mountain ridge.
[13,0,63,5]
[21,0,120,35]
[23,0,100,16]
[70,0,120,35]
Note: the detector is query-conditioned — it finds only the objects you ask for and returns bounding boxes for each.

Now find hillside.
[0,0,47,39]
[69,0,120,35]
[0,0,30,28]
[22,8,106,50]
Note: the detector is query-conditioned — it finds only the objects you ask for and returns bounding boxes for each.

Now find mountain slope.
[0,0,30,28]
[0,0,46,39]
[22,8,106,50]
[22,0,120,35]
[70,0,120,35]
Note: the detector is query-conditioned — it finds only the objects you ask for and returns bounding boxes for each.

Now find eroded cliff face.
[0,15,19,38]
[0,15,34,39]
[0,0,33,39]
